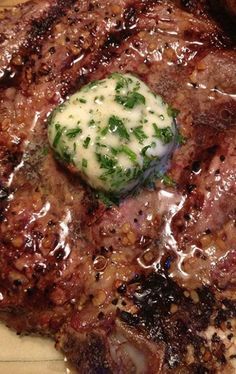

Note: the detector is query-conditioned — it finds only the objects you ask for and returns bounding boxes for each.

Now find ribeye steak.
[0,0,236,372]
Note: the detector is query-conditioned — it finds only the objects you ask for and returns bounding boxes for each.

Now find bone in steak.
[0,0,236,373]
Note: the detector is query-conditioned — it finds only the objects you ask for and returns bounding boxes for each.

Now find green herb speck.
[177,133,186,145]
[82,159,88,168]
[133,126,148,144]
[152,123,174,144]
[162,174,175,187]
[167,106,180,118]
[108,115,130,141]
[88,119,96,127]
[53,123,65,147]
[100,126,109,136]
[96,153,117,170]
[66,127,82,139]
[42,146,49,156]
[116,145,137,163]
[61,146,72,164]
[115,91,146,109]
[83,137,91,149]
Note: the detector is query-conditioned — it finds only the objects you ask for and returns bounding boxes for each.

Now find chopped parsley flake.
[94,95,104,103]
[61,146,72,164]
[82,80,103,93]
[116,145,137,163]
[108,115,130,141]
[115,91,146,109]
[140,146,153,169]
[152,123,174,144]
[83,136,91,149]
[96,153,117,170]
[82,158,88,168]
[100,126,109,137]
[66,127,82,139]
[141,145,151,156]
[95,191,115,207]
[53,124,65,147]
[167,106,180,118]
[89,119,96,127]
[162,174,175,187]
[177,133,186,145]
[133,126,148,144]
[42,146,49,156]
[110,73,131,92]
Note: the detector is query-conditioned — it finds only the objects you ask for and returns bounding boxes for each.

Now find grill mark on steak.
[0,0,54,73]
[0,0,75,80]
[0,0,236,373]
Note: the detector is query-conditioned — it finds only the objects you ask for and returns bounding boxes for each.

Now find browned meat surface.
[0,0,236,372]
[218,0,236,18]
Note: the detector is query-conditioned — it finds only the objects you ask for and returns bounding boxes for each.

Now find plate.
[0,323,66,373]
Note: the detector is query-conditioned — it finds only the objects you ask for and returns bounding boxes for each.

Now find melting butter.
[48,73,176,194]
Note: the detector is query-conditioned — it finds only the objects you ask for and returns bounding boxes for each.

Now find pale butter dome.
[48,73,176,194]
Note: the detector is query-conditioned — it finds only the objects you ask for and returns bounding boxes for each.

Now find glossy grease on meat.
[0,0,236,373]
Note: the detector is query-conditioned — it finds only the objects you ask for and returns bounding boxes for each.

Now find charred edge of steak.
[119,271,236,370]
[58,327,113,374]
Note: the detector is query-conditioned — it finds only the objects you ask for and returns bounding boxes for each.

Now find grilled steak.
[0,0,236,372]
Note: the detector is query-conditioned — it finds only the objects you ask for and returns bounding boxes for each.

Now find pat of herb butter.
[48,73,176,194]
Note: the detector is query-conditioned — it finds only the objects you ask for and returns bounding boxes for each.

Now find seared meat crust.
[0,0,235,372]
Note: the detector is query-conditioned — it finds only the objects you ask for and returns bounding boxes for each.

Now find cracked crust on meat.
[0,0,236,373]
